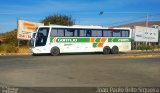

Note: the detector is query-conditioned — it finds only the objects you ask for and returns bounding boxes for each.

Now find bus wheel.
[32,53,38,56]
[103,46,111,54]
[111,46,119,54]
[51,47,60,56]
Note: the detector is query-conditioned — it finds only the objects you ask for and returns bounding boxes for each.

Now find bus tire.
[111,46,119,54]
[103,46,111,54]
[51,47,60,56]
[32,53,38,56]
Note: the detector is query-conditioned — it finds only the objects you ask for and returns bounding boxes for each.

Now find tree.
[41,14,75,26]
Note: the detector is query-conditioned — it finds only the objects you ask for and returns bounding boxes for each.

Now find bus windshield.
[35,27,49,47]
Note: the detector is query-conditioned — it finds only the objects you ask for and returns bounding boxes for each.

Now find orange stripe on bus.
[23,22,36,27]
[101,38,107,42]
[97,43,103,47]
[90,38,95,42]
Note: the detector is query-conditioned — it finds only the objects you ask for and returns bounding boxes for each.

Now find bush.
[17,46,31,53]
[136,45,154,50]
[0,43,18,53]
[155,45,160,49]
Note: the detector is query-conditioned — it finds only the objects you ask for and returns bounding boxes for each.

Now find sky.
[0,0,160,33]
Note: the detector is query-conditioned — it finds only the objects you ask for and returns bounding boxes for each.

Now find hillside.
[0,30,17,43]
[0,29,30,53]
[114,21,160,28]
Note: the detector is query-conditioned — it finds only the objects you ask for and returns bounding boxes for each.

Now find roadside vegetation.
[0,29,18,53]
[0,29,30,53]
[134,43,160,51]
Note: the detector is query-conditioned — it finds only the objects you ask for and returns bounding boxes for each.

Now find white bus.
[30,25,132,55]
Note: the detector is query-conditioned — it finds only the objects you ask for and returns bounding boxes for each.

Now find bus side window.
[50,28,57,37]
[57,29,65,37]
[113,30,121,37]
[92,30,102,37]
[103,30,112,37]
[74,29,78,37]
[79,29,86,37]
[65,29,74,37]
[122,30,129,37]
[86,30,91,37]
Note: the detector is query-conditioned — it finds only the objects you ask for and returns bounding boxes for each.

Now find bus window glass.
[65,29,74,37]
[122,30,129,37]
[126,30,129,37]
[103,30,112,37]
[50,28,57,37]
[113,30,121,37]
[57,29,64,36]
[79,30,86,37]
[86,30,91,37]
[92,30,102,37]
[36,27,49,46]
[74,29,78,37]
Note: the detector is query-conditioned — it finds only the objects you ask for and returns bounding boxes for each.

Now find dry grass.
[0,44,31,53]
[17,46,31,53]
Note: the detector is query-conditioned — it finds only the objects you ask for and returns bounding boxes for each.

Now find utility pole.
[17,18,20,48]
[146,13,149,28]
[145,13,149,46]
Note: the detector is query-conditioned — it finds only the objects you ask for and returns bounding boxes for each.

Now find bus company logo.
[56,38,78,43]
[110,38,114,42]
[108,38,130,42]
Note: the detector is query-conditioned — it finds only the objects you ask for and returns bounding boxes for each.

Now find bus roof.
[38,25,131,30]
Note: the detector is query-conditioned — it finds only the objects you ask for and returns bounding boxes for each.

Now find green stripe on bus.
[108,38,131,42]
[51,37,131,43]
[52,38,90,43]
[93,43,98,48]
[95,38,101,42]
[77,38,90,42]
[50,37,54,43]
